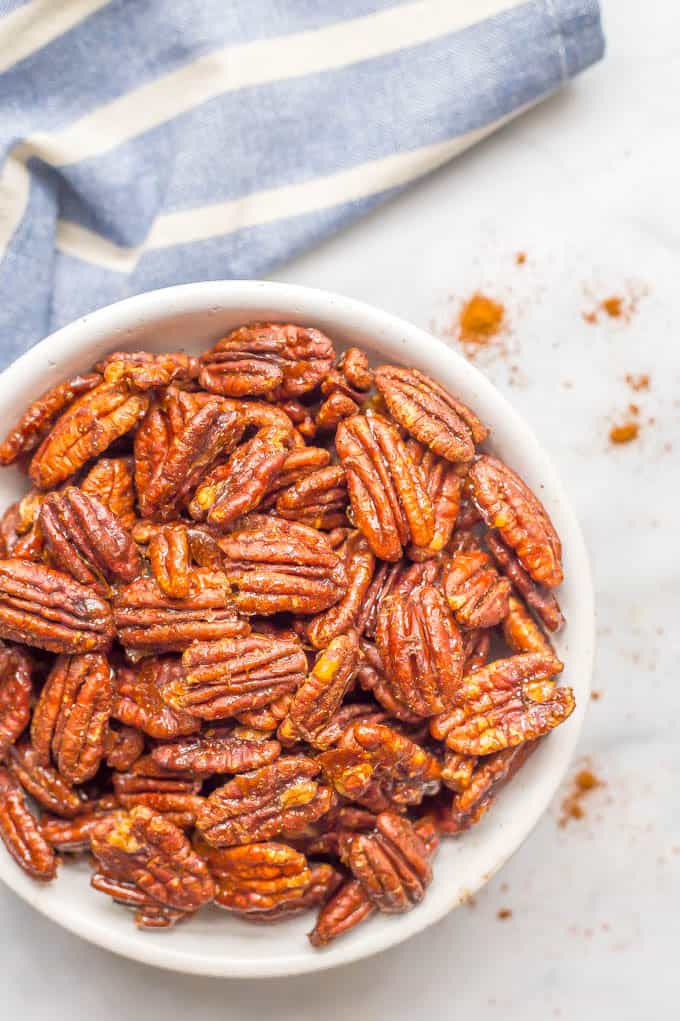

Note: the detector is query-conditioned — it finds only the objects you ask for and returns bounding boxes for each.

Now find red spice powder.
[625,373,650,391]
[458,293,505,346]
[515,252,527,265]
[497,908,513,920]
[609,422,639,445]
[559,768,603,826]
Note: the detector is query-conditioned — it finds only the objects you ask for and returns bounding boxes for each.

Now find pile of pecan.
[0,324,573,947]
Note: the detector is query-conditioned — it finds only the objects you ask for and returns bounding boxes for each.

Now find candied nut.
[336,413,434,561]
[276,464,348,531]
[462,629,491,674]
[29,381,149,490]
[356,641,421,724]
[430,652,571,755]
[139,394,242,519]
[307,532,375,648]
[436,740,537,834]
[308,877,375,946]
[113,570,249,655]
[467,455,563,587]
[173,634,306,719]
[0,372,101,467]
[30,653,113,784]
[374,366,487,462]
[189,425,291,527]
[355,561,401,639]
[289,702,383,753]
[7,741,82,817]
[41,809,117,852]
[342,812,432,913]
[104,724,145,772]
[315,392,359,431]
[278,399,317,440]
[281,631,360,746]
[112,658,200,740]
[95,351,199,390]
[406,441,462,561]
[321,348,373,403]
[152,727,281,774]
[148,525,191,599]
[376,583,463,716]
[218,514,347,615]
[197,756,335,847]
[90,806,214,910]
[0,768,57,880]
[235,692,293,733]
[503,594,556,656]
[81,457,137,531]
[485,532,564,632]
[442,549,511,629]
[40,487,141,595]
[201,839,309,914]
[0,643,33,758]
[199,323,335,398]
[235,862,341,922]
[90,867,192,927]
[319,721,441,811]
[133,401,172,515]
[262,446,331,505]
[112,755,202,828]
[440,750,477,793]
[0,560,114,653]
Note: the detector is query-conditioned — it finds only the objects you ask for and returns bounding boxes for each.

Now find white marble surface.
[2,2,678,1017]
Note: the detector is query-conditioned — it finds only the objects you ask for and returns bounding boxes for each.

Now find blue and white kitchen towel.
[0,0,604,367]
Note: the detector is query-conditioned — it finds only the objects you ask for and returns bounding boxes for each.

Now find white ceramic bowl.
[0,281,593,977]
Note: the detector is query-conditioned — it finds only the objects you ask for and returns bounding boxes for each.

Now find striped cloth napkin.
[0,0,604,368]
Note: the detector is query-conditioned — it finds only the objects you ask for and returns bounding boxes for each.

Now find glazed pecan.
[319,721,441,811]
[356,641,420,724]
[376,583,463,716]
[440,750,477,793]
[375,366,487,462]
[336,413,434,561]
[90,806,214,910]
[171,634,306,719]
[463,629,492,673]
[278,399,317,440]
[315,392,359,431]
[235,692,293,733]
[104,724,145,771]
[152,726,281,774]
[95,351,199,390]
[341,812,432,913]
[279,631,361,746]
[406,440,462,560]
[40,487,141,595]
[355,560,401,640]
[112,658,200,740]
[197,756,335,847]
[199,323,335,398]
[308,877,375,946]
[486,532,564,632]
[436,740,537,834]
[262,446,331,506]
[307,532,375,648]
[321,347,373,403]
[81,457,137,531]
[0,560,114,653]
[6,742,82,817]
[443,549,511,629]
[275,465,348,531]
[113,570,248,655]
[30,653,112,784]
[467,456,563,587]
[235,862,341,922]
[91,867,192,928]
[0,768,57,880]
[29,381,148,490]
[0,643,33,758]
[200,839,309,915]
[502,594,555,656]
[217,514,347,615]
[148,524,191,599]
[288,702,383,752]
[112,756,202,828]
[0,372,101,467]
[430,652,572,755]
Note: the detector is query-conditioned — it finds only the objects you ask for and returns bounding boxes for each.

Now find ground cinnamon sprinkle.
[559,768,603,826]
[582,285,647,325]
[458,293,506,346]
[625,373,650,391]
[515,251,527,265]
[602,296,623,318]
[609,422,639,445]
[497,908,513,920]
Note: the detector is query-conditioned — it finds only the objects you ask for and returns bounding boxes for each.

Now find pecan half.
[467,456,563,587]
[199,323,335,398]
[112,658,200,739]
[308,877,375,946]
[29,381,149,490]
[306,532,375,648]
[91,867,193,928]
[104,724,145,772]
[436,740,537,833]
[218,514,347,615]
[336,413,434,561]
[485,532,564,632]
[30,653,112,784]
[172,634,306,719]
[262,446,331,506]
[442,549,511,629]
[201,839,310,915]
[376,583,463,716]
[197,756,335,847]
[148,525,191,599]
[0,560,114,653]
[406,441,462,560]
[90,806,214,910]
[356,641,421,724]
[152,727,281,774]
[0,643,33,758]
[315,392,359,431]
[276,465,348,531]
[113,570,248,655]
[81,457,137,531]
[430,652,572,755]
[41,810,117,852]
[440,751,477,793]
[374,366,487,462]
[0,768,57,880]
[40,487,141,595]
[341,812,432,913]
[95,351,199,390]
[6,742,82,817]
[112,756,202,828]
[355,561,401,639]
[280,631,360,746]
[0,372,101,467]
[463,629,492,673]
[235,692,293,733]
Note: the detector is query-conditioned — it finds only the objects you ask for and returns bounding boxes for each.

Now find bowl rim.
[0,280,594,977]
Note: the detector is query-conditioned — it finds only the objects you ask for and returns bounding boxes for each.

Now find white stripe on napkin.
[0,0,111,74]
